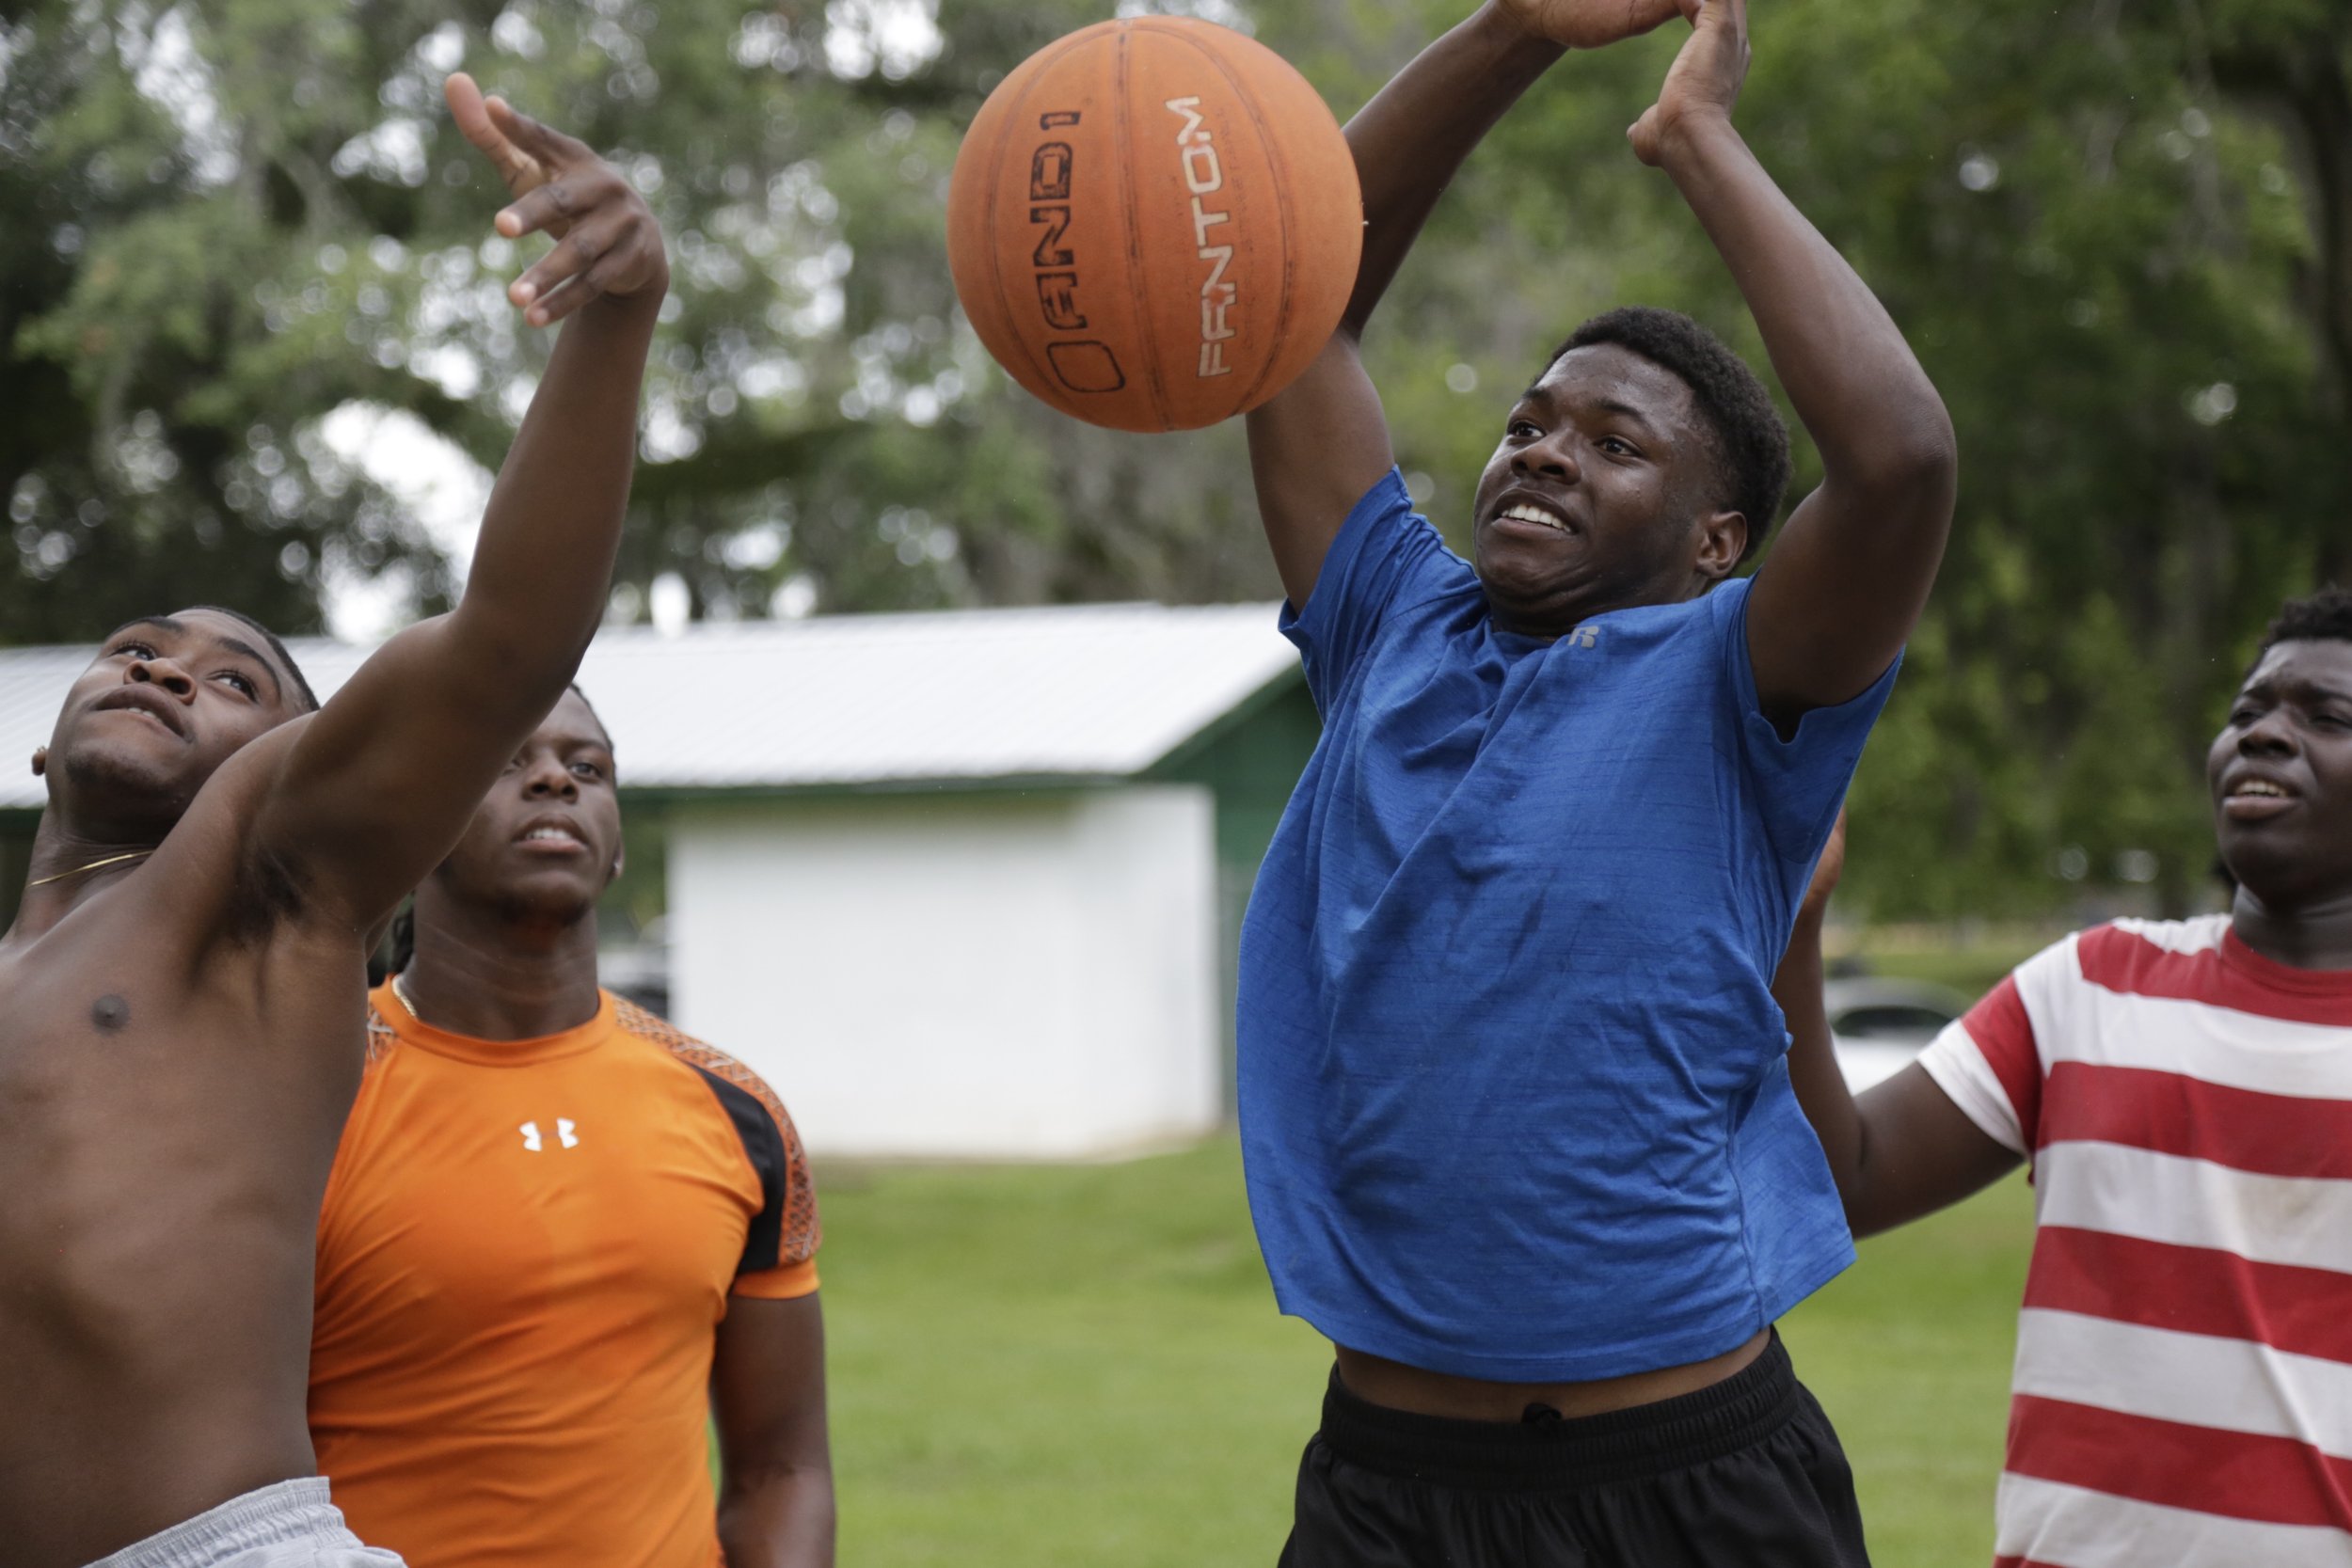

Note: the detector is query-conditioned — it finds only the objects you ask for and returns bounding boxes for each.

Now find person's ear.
[1694,509,1747,581]
[607,844,625,887]
[31,747,46,777]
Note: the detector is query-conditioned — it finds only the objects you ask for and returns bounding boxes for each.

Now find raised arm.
[247,76,666,931]
[710,1294,835,1568]
[1630,0,1957,725]
[1246,0,1677,606]
[1776,816,2021,1237]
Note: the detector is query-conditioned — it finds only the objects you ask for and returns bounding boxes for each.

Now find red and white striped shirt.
[1918,914,2352,1568]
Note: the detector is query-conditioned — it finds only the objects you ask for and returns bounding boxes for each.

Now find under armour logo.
[518,1118,580,1152]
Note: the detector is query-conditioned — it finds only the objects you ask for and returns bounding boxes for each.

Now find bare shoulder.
[148,714,331,950]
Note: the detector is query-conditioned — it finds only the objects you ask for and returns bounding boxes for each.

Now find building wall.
[667,784,1222,1159]
[1148,678,1323,1103]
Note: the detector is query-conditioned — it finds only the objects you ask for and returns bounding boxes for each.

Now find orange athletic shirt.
[310,985,819,1568]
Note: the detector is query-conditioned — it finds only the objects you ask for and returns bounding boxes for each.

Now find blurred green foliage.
[2,0,2346,916]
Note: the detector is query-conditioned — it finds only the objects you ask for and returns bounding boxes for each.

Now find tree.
[0,0,1286,643]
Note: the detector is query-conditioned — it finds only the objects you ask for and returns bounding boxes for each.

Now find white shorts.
[82,1479,404,1568]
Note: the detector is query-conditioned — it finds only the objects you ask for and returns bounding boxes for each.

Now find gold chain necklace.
[27,849,157,889]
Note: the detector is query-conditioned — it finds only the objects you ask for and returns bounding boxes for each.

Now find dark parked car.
[1820,976,1971,1090]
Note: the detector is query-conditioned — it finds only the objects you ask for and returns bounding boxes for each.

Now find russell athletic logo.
[1025,112,1125,395]
[1165,96,1236,379]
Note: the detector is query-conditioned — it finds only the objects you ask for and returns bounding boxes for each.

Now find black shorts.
[1279,1333,1870,1568]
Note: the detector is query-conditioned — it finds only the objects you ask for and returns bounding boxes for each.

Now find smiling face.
[428,689,622,930]
[40,609,310,840]
[1468,343,1748,638]
[2207,639,2352,912]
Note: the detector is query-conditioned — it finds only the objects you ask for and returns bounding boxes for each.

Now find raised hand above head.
[231,80,668,938]
[1629,0,1751,166]
[444,71,668,328]
[1245,0,1694,610]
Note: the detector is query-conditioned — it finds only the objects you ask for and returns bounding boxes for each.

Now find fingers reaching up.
[1627,0,1751,167]
[483,95,596,229]
[445,74,669,327]
[445,73,547,202]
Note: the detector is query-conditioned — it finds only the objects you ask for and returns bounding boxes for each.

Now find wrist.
[1471,2,1570,68]
[577,276,667,333]
[1652,107,1744,174]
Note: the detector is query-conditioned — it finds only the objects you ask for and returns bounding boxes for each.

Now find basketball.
[946,18,1362,434]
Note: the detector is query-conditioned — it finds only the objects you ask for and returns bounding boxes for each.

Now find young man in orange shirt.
[310,686,831,1568]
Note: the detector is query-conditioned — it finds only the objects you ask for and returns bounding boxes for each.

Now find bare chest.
[0,935,369,1233]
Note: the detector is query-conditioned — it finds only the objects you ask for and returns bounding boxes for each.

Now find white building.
[0,604,1316,1159]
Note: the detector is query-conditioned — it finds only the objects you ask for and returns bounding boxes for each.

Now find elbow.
[1829,1171,1876,1237]
[1850,398,1959,506]
[1898,398,1960,490]
[1844,1195,1895,1241]
[450,617,594,705]
[720,1453,834,1508]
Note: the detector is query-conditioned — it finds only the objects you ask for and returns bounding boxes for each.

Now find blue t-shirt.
[1237,470,1896,1382]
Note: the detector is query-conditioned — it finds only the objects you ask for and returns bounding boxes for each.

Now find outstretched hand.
[1627,0,1751,166]
[444,73,667,327]
[1494,0,1683,51]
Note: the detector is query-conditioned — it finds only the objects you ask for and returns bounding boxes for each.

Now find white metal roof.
[0,601,1300,810]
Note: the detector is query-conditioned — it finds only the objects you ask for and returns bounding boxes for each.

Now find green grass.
[1785,1174,2034,1565]
[816,1137,2033,1566]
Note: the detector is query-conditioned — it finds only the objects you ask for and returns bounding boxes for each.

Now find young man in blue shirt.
[1238,0,1956,1560]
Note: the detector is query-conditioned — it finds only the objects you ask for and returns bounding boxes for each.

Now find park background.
[2,0,2347,1560]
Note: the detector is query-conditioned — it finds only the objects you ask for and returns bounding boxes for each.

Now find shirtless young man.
[310,689,831,1568]
[1780,588,2352,1567]
[0,77,667,1568]
[1237,0,1955,1560]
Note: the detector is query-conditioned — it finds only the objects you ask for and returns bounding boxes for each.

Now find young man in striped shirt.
[1778,585,2352,1567]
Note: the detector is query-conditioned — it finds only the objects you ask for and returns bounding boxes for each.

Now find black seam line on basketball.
[1165,23,1296,418]
[987,29,1094,408]
[1114,23,1175,430]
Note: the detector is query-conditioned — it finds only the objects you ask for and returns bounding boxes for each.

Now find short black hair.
[1544,307,1791,567]
[184,604,320,712]
[373,901,416,984]
[2257,585,2352,657]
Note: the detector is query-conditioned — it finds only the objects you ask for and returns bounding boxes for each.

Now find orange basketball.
[946,17,1362,434]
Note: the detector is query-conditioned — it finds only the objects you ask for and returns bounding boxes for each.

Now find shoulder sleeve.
[623,1001,821,1298]
[1715,577,1901,866]
[1279,467,1474,713]
[1915,933,2077,1157]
